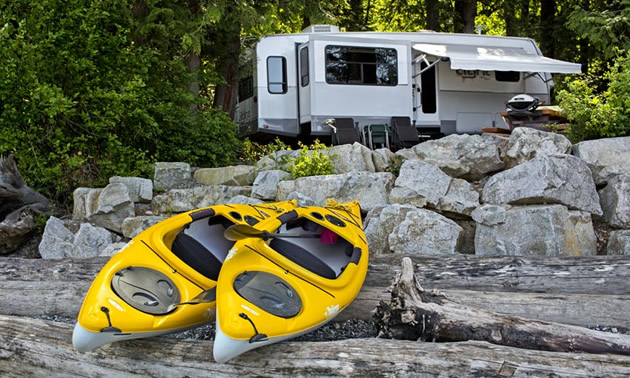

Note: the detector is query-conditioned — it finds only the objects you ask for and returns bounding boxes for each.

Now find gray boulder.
[71,223,113,258]
[193,165,256,186]
[251,170,291,200]
[482,155,602,216]
[109,176,153,203]
[285,192,316,207]
[504,128,572,168]
[372,148,397,172]
[226,195,265,205]
[100,241,131,257]
[152,185,251,214]
[277,172,395,211]
[472,204,596,256]
[121,216,167,238]
[388,208,463,255]
[39,216,75,259]
[80,183,135,233]
[412,134,504,180]
[326,142,376,173]
[153,162,193,191]
[599,175,630,228]
[390,160,479,217]
[607,230,630,255]
[0,205,39,255]
[364,204,417,254]
[573,136,630,185]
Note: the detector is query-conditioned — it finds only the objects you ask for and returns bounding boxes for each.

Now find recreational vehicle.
[236,25,581,141]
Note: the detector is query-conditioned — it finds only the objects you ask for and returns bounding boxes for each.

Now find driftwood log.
[374,257,630,356]
[1,314,630,377]
[1,255,630,328]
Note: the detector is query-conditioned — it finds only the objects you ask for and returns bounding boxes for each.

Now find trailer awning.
[412,43,581,74]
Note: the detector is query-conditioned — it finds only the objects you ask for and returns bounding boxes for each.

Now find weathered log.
[1,315,630,377]
[374,257,630,355]
[2,256,630,328]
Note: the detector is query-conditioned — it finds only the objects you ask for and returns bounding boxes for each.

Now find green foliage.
[566,0,630,61]
[557,54,630,142]
[0,0,240,203]
[384,155,405,177]
[287,140,334,179]
[240,138,290,163]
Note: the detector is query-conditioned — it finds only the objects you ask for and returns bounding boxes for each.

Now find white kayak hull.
[72,322,204,352]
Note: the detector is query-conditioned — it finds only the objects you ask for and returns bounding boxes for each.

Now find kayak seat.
[170,215,236,281]
[269,238,337,280]
[171,233,222,281]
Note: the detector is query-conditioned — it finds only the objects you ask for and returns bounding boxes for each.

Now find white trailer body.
[237,27,580,138]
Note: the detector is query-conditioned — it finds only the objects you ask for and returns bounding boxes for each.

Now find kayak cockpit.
[170,215,236,281]
[270,217,361,279]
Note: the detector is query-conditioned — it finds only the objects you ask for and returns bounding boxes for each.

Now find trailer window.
[325,45,397,86]
[267,56,287,94]
[496,71,520,82]
[238,76,254,100]
[300,47,309,87]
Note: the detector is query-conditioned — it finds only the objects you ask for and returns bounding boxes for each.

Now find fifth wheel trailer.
[236,25,581,139]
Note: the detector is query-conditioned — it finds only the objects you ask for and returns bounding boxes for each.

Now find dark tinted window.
[267,56,287,94]
[300,47,309,87]
[325,45,397,86]
[420,61,437,114]
[238,76,254,100]
[496,71,520,82]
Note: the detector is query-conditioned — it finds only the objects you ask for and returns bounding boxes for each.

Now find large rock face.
[598,175,630,228]
[388,208,463,255]
[504,128,572,168]
[151,185,251,214]
[121,216,167,239]
[73,183,135,233]
[39,217,114,259]
[193,165,255,186]
[277,172,394,211]
[472,204,596,256]
[251,170,291,200]
[482,155,602,216]
[412,134,504,180]
[364,204,417,254]
[607,230,630,255]
[573,136,630,185]
[109,176,153,203]
[390,160,479,217]
[153,162,193,191]
[325,142,376,173]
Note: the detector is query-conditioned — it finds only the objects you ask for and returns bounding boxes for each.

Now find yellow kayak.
[213,200,369,362]
[72,200,297,352]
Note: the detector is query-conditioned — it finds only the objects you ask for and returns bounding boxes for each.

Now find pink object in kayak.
[320,228,338,244]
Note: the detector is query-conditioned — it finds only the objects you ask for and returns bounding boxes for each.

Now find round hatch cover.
[112,267,180,315]
[234,271,302,318]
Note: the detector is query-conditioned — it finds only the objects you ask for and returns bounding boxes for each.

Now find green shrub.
[240,138,290,163]
[557,54,630,142]
[287,140,334,179]
[0,1,241,203]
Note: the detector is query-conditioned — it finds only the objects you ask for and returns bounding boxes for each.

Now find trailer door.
[412,56,440,126]
[297,42,311,125]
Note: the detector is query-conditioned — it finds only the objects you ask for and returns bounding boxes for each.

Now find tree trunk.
[212,19,241,120]
[454,0,476,33]
[540,0,556,58]
[3,255,630,328]
[1,314,630,376]
[504,1,517,36]
[374,257,630,355]
[186,0,201,113]
[425,0,440,31]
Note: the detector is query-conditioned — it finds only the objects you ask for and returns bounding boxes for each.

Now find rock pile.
[36,130,630,258]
